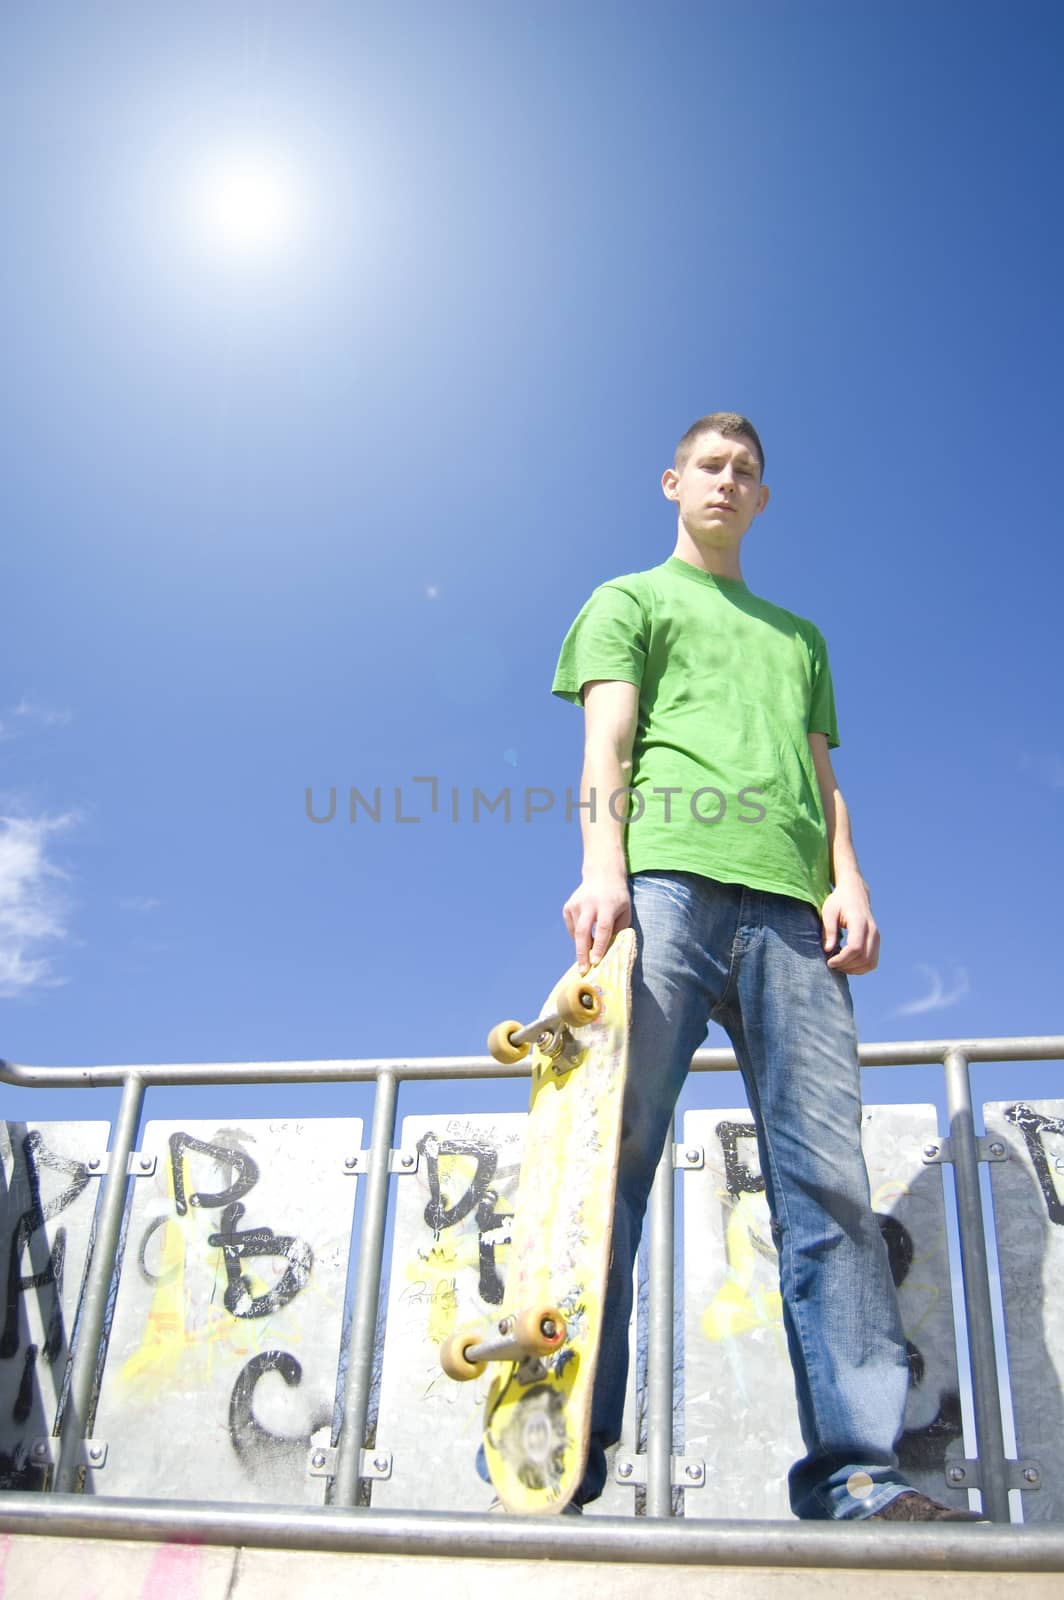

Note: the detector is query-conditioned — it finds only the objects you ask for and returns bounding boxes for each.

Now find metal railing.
[1,1034,1062,1569]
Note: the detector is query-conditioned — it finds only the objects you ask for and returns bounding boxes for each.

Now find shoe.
[869,1491,988,1522]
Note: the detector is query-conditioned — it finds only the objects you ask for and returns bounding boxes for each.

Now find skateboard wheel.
[440,1326,487,1381]
[487,1021,529,1064]
[554,976,602,1028]
[514,1305,567,1356]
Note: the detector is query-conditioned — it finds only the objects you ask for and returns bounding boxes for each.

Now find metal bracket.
[921,1138,1009,1166]
[614,1453,705,1488]
[307,1445,392,1481]
[340,1150,420,1176]
[674,1144,704,1170]
[614,1453,646,1486]
[308,1444,336,1477]
[980,1137,1010,1163]
[944,1458,1041,1491]
[30,1438,108,1470]
[83,1153,156,1178]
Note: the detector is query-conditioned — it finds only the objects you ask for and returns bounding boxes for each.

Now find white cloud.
[13,699,73,728]
[0,813,78,997]
[894,964,970,1017]
[117,895,162,913]
[0,701,74,743]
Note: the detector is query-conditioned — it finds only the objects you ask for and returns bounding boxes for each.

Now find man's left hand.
[821,879,880,975]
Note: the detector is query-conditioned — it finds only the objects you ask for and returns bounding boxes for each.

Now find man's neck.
[671,525,744,582]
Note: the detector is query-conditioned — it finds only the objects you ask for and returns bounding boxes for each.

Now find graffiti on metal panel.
[702,1121,778,1338]
[167,1132,258,1218]
[2,1131,90,1363]
[717,1120,766,1198]
[228,1349,330,1474]
[208,1202,313,1319]
[0,1131,94,1487]
[1004,1103,1064,1225]
[122,1130,321,1477]
[401,1128,518,1361]
[702,1119,962,1466]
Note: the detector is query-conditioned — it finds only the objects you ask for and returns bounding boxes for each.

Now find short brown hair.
[674,412,765,478]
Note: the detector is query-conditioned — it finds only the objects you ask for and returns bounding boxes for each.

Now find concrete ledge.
[2,1535,1064,1600]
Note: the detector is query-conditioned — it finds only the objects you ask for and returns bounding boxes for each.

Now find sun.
[194,153,298,258]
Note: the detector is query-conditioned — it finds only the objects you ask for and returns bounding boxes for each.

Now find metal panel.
[373,1113,523,1511]
[984,1099,1064,1521]
[372,1114,637,1514]
[682,1104,966,1518]
[0,1121,109,1488]
[92,1118,361,1504]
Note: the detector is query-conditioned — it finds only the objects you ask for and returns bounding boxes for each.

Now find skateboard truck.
[440,1307,568,1382]
[487,975,603,1071]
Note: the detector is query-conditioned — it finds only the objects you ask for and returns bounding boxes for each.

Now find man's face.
[661,430,769,548]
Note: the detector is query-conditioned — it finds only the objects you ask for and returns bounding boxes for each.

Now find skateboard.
[440,927,636,1513]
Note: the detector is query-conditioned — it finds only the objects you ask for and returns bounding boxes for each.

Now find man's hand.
[821,876,880,975]
[563,874,631,974]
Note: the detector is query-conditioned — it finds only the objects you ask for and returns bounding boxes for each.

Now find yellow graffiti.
[404,1149,513,1346]
[118,1155,313,1399]
[118,1214,260,1398]
[701,1190,782,1341]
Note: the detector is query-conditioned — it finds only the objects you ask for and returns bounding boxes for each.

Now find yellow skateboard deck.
[480,928,635,1513]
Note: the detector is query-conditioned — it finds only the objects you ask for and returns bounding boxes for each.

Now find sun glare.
[195,154,298,257]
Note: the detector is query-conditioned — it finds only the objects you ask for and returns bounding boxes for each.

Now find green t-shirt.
[551,555,840,910]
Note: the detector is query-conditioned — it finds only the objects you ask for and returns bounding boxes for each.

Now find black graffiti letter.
[418,1132,514,1302]
[230,1351,301,1469]
[2,1132,90,1362]
[168,1132,259,1218]
[208,1202,313,1318]
[1005,1103,1064,1225]
[419,1133,501,1230]
[716,1121,765,1197]
[474,1190,511,1306]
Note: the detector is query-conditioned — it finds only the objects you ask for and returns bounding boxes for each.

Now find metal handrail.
[2,1033,1062,1087]
[1,1494,1062,1568]
[1,1035,1062,1557]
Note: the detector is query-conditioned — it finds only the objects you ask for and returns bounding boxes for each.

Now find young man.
[551,413,981,1522]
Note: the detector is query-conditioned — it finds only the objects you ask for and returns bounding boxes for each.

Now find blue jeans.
[578,871,913,1519]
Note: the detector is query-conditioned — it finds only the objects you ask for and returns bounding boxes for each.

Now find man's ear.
[755,483,770,514]
[661,467,679,502]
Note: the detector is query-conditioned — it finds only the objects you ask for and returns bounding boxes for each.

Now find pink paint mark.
[140,1542,203,1600]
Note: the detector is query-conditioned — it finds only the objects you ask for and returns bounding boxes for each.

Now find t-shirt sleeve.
[551,582,648,706]
[807,625,841,749]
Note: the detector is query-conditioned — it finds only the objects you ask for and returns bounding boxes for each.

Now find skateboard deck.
[476,928,635,1513]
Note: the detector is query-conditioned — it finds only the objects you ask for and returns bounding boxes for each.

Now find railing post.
[943,1046,1011,1521]
[332,1068,399,1506]
[53,1072,145,1493]
[645,1119,675,1517]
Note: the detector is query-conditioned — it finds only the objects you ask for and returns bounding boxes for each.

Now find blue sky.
[2,0,1061,1140]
